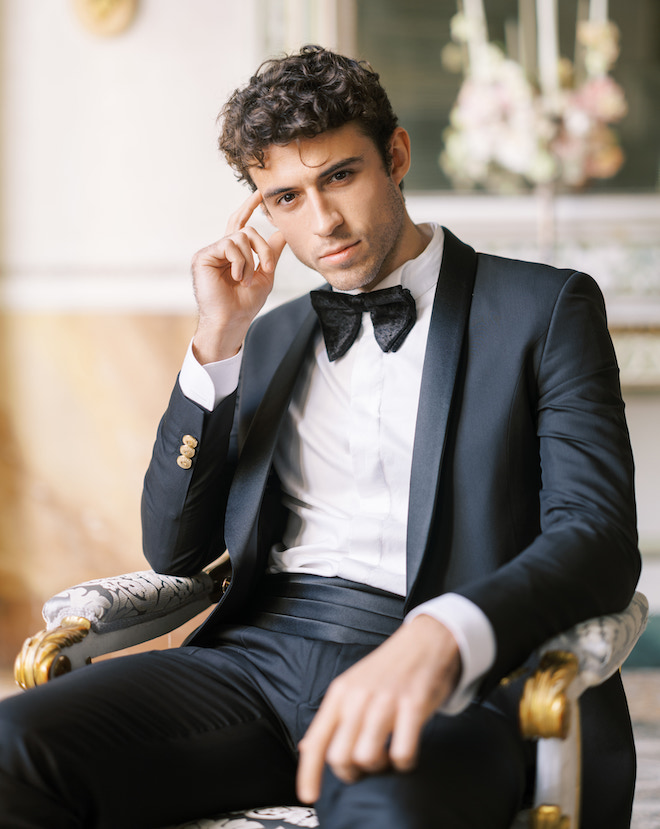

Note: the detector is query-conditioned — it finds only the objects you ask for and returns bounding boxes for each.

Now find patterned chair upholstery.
[15,556,648,829]
[168,806,320,828]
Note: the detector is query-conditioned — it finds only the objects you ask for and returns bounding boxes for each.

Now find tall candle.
[589,0,608,22]
[462,0,488,77]
[536,0,559,95]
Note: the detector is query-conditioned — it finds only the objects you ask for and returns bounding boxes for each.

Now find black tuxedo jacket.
[141,228,640,823]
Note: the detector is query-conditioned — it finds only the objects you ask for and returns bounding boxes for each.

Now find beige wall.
[0,313,194,661]
[0,0,333,663]
[0,0,266,661]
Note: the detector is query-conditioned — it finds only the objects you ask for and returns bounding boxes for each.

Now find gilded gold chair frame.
[14,616,92,690]
[529,804,571,828]
[519,650,580,828]
[520,650,579,740]
[529,806,571,829]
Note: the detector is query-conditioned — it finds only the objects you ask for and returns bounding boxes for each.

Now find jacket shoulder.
[473,251,606,323]
[475,250,601,297]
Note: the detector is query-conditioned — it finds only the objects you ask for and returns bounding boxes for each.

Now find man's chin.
[317,267,386,293]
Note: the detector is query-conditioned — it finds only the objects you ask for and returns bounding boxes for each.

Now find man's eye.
[331,170,351,182]
[278,193,296,205]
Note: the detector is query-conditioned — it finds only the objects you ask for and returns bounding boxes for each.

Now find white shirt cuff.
[178,339,243,411]
[404,593,496,715]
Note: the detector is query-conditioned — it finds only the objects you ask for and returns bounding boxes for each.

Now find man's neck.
[364,216,434,293]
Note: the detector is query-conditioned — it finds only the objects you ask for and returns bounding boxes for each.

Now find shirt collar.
[377,223,443,302]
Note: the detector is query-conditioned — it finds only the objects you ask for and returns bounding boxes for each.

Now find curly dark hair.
[219,45,399,187]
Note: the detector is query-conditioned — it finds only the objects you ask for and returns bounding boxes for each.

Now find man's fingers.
[225,227,284,283]
[247,227,285,277]
[267,230,287,271]
[298,695,420,804]
[298,687,396,803]
[296,618,461,803]
[324,694,372,781]
[388,696,427,772]
[200,226,279,287]
[225,189,263,235]
[350,693,397,772]
[217,192,285,283]
[231,227,286,280]
[297,705,339,804]
[223,235,256,283]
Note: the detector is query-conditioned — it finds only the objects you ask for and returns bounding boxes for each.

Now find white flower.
[564,108,592,138]
[527,151,558,184]
[449,13,473,44]
[439,15,626,191]
[577,21,620,76]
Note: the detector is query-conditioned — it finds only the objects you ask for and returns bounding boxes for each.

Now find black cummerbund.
[242,573,405,645]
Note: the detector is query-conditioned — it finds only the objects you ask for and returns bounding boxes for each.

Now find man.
[0,46,640,829]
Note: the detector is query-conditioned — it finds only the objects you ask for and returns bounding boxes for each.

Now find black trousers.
[0,622,530,829]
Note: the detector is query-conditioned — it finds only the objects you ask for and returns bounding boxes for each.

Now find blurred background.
[0,0,658,673]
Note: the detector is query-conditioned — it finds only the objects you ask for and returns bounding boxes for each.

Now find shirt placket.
[347,312,389,568]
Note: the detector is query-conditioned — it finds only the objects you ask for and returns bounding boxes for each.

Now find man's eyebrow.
[318,156,364,180]
[262,155,364,202]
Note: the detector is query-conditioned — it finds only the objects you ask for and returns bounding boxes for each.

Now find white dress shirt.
[179,223,495,713]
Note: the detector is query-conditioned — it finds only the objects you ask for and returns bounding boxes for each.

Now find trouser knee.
[0,688,86,810]
[0,693,42,777]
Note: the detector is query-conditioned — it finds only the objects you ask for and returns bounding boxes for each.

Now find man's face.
[251,123,409,292]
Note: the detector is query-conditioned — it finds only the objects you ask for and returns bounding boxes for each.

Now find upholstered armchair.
[14,556,648,829]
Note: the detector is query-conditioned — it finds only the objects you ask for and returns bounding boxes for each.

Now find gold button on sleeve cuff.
[182,435,198,448]
[179,445,195,458]
[177,455,192,470]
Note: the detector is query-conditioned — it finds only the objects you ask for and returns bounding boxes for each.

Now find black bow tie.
[310,285,417,362]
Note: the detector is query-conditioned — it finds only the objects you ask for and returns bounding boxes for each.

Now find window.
[356,0,660,193]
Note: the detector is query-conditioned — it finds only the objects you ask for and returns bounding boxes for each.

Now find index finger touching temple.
[225,189,264,235]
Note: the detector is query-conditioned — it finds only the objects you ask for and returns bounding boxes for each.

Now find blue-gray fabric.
[0,620,529,829]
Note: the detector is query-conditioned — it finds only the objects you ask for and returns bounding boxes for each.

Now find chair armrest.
[518,591,648,829]
[14,555,231,689]
[535,590,649,696]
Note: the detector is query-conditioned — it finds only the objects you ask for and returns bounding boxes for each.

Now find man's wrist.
[192,321,244,364]
[404,593,496,714]
[406,613,462,692]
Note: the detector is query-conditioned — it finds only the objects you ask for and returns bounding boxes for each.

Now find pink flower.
[571,76,627,123]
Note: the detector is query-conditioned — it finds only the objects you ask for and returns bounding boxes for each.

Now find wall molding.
[611,330,660,391]
[0,269,196,314]
[2,194,658,386]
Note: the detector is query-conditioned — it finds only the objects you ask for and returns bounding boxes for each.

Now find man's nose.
[309,193,343,236]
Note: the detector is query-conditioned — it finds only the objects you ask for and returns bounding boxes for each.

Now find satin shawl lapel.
[406,228,477,605]
[224,306,319,582]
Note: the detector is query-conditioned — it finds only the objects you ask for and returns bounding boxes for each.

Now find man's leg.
[314,703,530,829]
[0,645,299,829]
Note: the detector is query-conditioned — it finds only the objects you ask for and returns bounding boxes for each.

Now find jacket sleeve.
[457,271,641,689]
[141,377,238,575]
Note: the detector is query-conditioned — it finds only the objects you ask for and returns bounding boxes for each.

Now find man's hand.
[191,189,286,363]
[296,614,462,804]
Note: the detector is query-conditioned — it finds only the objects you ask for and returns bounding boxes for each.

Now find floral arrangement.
[440,2,627,192]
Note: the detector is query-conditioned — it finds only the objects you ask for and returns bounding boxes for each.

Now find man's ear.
[389,127,412,186]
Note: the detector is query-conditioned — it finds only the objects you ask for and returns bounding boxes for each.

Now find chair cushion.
[174,806,319,828]
[42,570,215,633]
[172,805,532,828]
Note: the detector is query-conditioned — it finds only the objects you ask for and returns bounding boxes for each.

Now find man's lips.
[319,241,360,263]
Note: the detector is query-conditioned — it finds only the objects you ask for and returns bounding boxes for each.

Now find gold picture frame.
[72,0,139,37]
